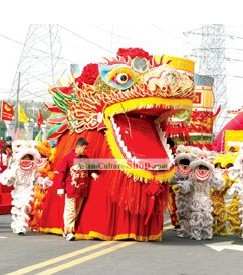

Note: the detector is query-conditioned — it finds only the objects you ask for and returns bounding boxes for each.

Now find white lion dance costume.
[176,153,224,240]
[171,145,201,237]
[0,141,51,235]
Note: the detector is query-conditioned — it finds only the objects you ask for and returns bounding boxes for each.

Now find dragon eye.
[114,73,130,84]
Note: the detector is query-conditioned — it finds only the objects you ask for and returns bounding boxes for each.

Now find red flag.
[37,109,44,128]
[1,101,14,121]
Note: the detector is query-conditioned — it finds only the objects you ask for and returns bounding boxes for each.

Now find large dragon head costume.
[46,48,194,183]
[40,48,195,241]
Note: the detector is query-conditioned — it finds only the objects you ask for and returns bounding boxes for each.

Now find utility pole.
[31,100,35,118]
[16,72,21,129]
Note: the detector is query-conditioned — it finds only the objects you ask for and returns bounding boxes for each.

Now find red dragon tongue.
[114,115,169,161]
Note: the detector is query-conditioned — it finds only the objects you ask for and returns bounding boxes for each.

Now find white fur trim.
[190,158,214,171]
[174,153,196,165]
[15,148,41,161]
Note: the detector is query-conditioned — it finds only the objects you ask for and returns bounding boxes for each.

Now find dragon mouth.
[104,97,192,182]
[111,111,172,163]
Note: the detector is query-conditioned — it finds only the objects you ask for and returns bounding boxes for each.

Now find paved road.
[0,214,242,275]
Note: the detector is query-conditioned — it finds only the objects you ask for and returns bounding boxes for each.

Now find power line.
[90,24,137,42]
[0,32,74,63]
[228,74,243,78]
[90,24,156,48]
[184,29,243,40]
[226,47,243,51]
[226,57,243,62]
[151,24,184,40]
[58,24,115,54]
[228,34,243,40]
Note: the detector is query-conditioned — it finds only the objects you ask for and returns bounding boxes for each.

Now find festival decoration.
[38,48,195,241]
[189,75,215,139]
[166,74,219,150]
[18,103,29,123]
[0,101,14,121]
[213,112,243,152]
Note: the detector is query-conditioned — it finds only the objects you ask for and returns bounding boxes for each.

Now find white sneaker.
[66,233,75,241]
[195,237,202,241]
[177,232,185,238]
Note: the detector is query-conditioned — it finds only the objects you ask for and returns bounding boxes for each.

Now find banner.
[189,110,213,134]
[0,101,14,121]
[18,103,29,123]
[37,109,44,128]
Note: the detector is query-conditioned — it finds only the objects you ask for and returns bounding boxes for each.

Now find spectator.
[5,136,13,146]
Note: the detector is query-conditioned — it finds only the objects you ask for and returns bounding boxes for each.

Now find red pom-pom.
[75,63,99,87]
[117,48,152,61]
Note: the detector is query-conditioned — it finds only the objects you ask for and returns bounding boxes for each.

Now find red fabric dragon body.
[39,48,195,241]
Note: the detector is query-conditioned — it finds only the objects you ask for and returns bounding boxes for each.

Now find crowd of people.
[0,135,243,241]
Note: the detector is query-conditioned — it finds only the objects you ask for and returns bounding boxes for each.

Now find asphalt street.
[0,214,242,275]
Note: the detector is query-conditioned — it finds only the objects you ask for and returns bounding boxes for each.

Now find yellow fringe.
[39,228,162,241]
[104,97,193,119]
[39,227,63,235]
[75,231,162,242]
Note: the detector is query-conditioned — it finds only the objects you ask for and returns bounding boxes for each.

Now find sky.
[0,23,198,104]
[0,2,242,111]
